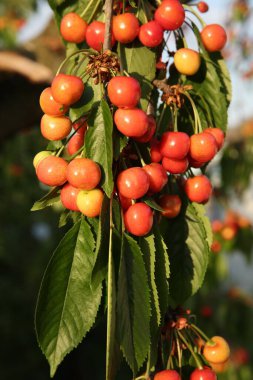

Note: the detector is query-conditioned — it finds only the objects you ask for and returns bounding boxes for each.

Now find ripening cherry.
[203,336,230,364]
[190,368,217,380]
[51,73,84,106]
[154,0,185,31]
[205,128,225,150]
[189,132,217,163]
[162,156,188,174]
[33,151,52,169]
[143,163,168,193]
[197,1,209,13]
[117,167,150,199]
[160,131,190,160]
[134,115,156,143]
[184,175,212,203]
[139,20,164,48]
[150,138,162,162]
[114,108,149,137]
[77,188,104,217]
[60,183,80,211]
[158,194,182,218]
[66,158,101,190]
[40,114,72,141]
[107,76,141,108]
[60,12,88,43]
[36,156,68,186]
[112,13,139,44]
[67,133,84,156]
[174,48,201,76]
[39,87,68,116]
[210,360,229,373]
[154,369,181,380]
[86,21,116,51]
[124,202,153,236]
[201,24,227,52]
[119,193,132,211]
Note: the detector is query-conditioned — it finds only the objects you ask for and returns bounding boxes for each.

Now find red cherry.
[60,12,87,43]
[72,118,87,136]
[51,74,84,106]
[39,87,68,116]
[86,21,116,51]
[107,76,141,108]
[197,1,209,13]
[36,156,68,187]
[160,131,190,159]
[143,163,168,193]
[119,193,132,211]
[188,155,205,168]
[150,138,162,162]
[139,20,164,48]
[154,0,185,31]
[205,128,225,150]
[66,158,101,190]
[189,132,217,164]
[60,183,80,211]
[162,156,188,174]
[190,368,217,380]
[124,202,153,236]
[158,194,182,218]
[184,175,212,204]
[114,108,149,137]
[201,24,227,52]
[117,167,150,199]
[40,114,72,141]
[154,369,181,380]
[112,13,139,44]
[134,115,156,143]
[67,133,84,156]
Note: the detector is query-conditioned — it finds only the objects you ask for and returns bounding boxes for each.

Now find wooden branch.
[103,0,114,51]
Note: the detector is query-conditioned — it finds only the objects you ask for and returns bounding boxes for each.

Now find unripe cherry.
[184,175,212,204]
[174,48,201,76]
[33,151,52,169]
[60,183,80,211]
[124,202,153,236]
[114,108,149,137]
[60,12,88,43]
[77,188,104,217]
[143,163,168,193]
[203,336,230,364]
[51,73,84,106]
[205,128,225,150]
[117,167,150,199]
[158,194,182,219]
[189,132,218,163]
[162,156,188,174]
[160,131,190,159]
[139,20,164,48]
[107,76,141,108]
[66,158,101,190]
[39,87,68,116]
[154,0,185,31]
[40,114,72,141]
[36,156,68,187]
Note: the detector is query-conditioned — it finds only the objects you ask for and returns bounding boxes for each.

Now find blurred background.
[0,0,253,379]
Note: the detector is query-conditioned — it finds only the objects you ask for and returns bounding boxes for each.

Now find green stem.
[156,103,167,136]
[133,142,146,166]
[173,105,178,132]
[190,324,211,343]
[183,5,206,28]
[56,49,90,75]
[183,91,202,133]
[177,330,203,370]
[73,54,88,76]
[174,330,182,370]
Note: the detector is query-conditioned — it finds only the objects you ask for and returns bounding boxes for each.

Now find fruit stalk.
[103,0,114,50]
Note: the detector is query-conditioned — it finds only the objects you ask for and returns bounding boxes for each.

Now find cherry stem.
[174,330,183,372]
[73,54,88,76]
[177,330,203,370]
[166,329,174,369]
[183,5,206,28]
[56,50,90,75]
[190,323,211,343]
[81,0,101,23]
[140,0,149,23]
[173,104,178,132]
[103,0,114,51]
[156,103,167,136]
[183,91,202,134]
[133,141,146,166]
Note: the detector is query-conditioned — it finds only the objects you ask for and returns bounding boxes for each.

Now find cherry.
[201,24,227,52]
[190,368,217,380]
[67,133,84,156]
[221,225,237,240]
[117,167,150,199]
[134,115,156,143]
[162,156,188,174]
[66,158,101,190]
[154,0,185,31]
[158,194,182,218]
[72,118,87,135]
[39,87,68,116]
[112,13,139,44]
[60,183,80,211]
[143,163,168,193]
[160,131,190,160]
[188,155,205,169]
[184,175,212,203]
[60,12,88,43]
[211,240,222,254]
[51,73,84,106]
[77,188,104,217]
[33,151,51,169]
[203,336,230,364]
[114,108,149,137]
[139,20,164,48]
[124,202,153,236]
[40,114,72,141]
[154,369,181,380]
[197,1,209,13]
[86,21,116,51]
[204,128,225,150]
[36,156,68,186]
[209,360,229,373]
[189,132,217,164]
[150,138,162,163]
[174,48,201,76]
[107,76,141,108]
[119,193,132,211]
[211,219,223,233]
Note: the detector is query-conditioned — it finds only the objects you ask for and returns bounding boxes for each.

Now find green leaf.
[144,198,164,212]
[117,233,150,373]
[85,100,114,197]
[35,219,102,377]
[31,187,60,211]
[163,201,210,304]
[192,203,213,249]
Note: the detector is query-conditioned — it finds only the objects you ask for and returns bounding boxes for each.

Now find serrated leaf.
[85,100,114,197]
[117,233,150,373]
[35,219,102,377]
[31,187,60,211]
[192,203,213,249]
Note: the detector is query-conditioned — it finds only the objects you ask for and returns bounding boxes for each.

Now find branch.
[103,0,114,51]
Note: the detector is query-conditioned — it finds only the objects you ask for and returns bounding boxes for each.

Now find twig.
[103,0,114,51]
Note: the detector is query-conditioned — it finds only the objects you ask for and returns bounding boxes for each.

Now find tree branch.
[103,0,114,51]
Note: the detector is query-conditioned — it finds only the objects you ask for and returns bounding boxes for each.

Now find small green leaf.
[144,198,164,212]
[31,187,60,211]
